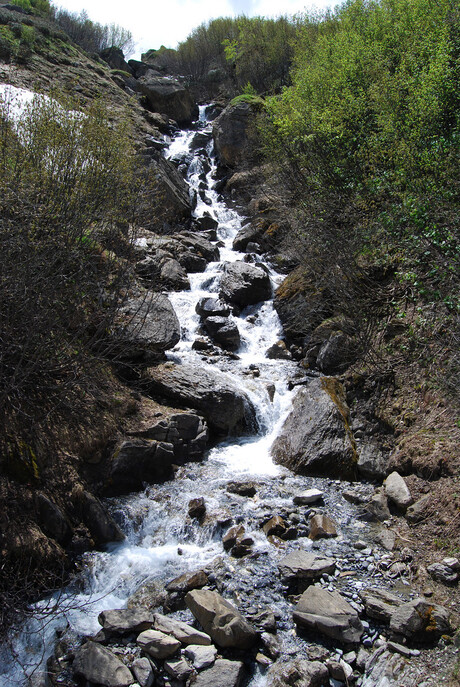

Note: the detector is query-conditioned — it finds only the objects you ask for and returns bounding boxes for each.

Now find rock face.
[213,102,257,168]
[118,294,180,360]
[220,261,272,307]
[138,72,197,123]
[73,641,134,687]
[293,587,364,645]
[278,551,336,581]
[271,378,357,480]
[144,362,257,434]
[185,589,257,649]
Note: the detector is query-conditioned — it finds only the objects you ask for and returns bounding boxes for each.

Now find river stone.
[196,297,230,318]
[253,609,277,633]
[263,516,287,537]
[74,490,125,546]
[132,657,154,687]
[389,598,451,641]
[220,261,272,307]
[136,629,181,659]
[359,588,404,623]
[164,657,194,681]
[98,609,153,635]
[188,497,206,520]
[127,578,167,611]
[266,340,292,360]
[160,258,190,291]
[226,481,257,497]
[384,472,413,512]
[267,659,329,687]
[365,488,391,521]
[131,412,208,463]
[153,613,211,646]
[144,362,256,434]
[118,294,180,359]
[166,570,209,593]
[232,222,265,251]
[185,589,257,649]
[293,489,324,506]
[174,231,220,263]
[293,587,364,645]
[137,72,197,124]
[203,315,241,351]
[108,440,176,494]
[309,514,338,540]
[271,378,357,480]
[278,551,336,581]
[73,641,134,687]
[184,644,217,670]
[194,659,245,687]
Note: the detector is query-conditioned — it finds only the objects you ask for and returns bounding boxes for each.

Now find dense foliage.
[0,91,137,475]
[262,0,459,392]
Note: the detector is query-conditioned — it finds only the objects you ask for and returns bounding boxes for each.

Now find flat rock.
[193,658,245,687]
[293,587,364,645]
[293,489,324,505]
[185,589,257,649]
[271,378,357,480]
[278,551,336,581]
[144,362,256,434]
[267,659,329,687]
[98,609,153,635]
[136,629,181,659]
[73,641,134,687]
[384,472,413,511]
[184,644,217,670]
[359,588,404,623]
[153,613,211,646]
[220,261,272,307]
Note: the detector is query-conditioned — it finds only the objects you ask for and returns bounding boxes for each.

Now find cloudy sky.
[54,0,335,59]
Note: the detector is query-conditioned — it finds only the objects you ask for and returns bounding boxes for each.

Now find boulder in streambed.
[293,587,364,645]
[185,589,257,649]
[203,315,241,351]
[98,609,153,635]
[384,471,413,512]
[136,629,181,659]
[143,362,257,435]
[267,659,329,687]
[107,440,176,494]
[278,551,336,582]
[389,598,451,642]
[73,641,134,687]
[193,659,245,687]
[220,261,272,307]
[213,101,258,168]
[271,377,357,480]
[153,613,211,645]
[137,72,198,124]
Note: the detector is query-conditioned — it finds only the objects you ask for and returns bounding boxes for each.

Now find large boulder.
[98,609,153,635]
[389,598,451,642]
[107,440,176,494]
[213,101,258,168]
[73,642,134,687]
[278,551,336,582]
[293,587,364,645]
[359,588,404,623]
[153,613,211,645]
[117,294,180,360]
[144,362,257,434]
[220,261,272,307]
[100,47,133,73]
[143,156,192,229]
[138,72,197,124]
[384,471,413,512]
[271,377,357,480]
[193,659,245,687]
[73,489,125,546]
[185,589,257,649]
[130,412,208,463]
[203,316,241,351]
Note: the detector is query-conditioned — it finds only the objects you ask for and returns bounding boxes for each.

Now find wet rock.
[160,258,190,291]
[265,340,292,360]
[194,214,219,233]
[98,609,153,635]
[267,659,329,687]
[164,657,194,681]
[185,589,257,649]
[309,514,338,540]
[136,629,181,659]
[261,632,281,659]
[196,297,230,318]
[359,588,404,623]
[293,587,364,645]
[389,598,451,642]
[153,613,211,646]
[117,294,180,360]
[278,551,336,581]
[263,516,287,537]
[226,481,257,497]
[365,488,391,522]
[220,261,272,307]
[72,641,134,687]
[293,489,324,506]
[271,378,357,481]
[132,657,154,687]
[384,472,413,512]
[406,494,431,523]
[233,222,265,251]
[108,440,176,494]
[174,231,219,263]
[127,579,167,611]
[193,658,245,687]
[203,315,241,351]
[188,497,206,520]
[222,524,254,557]
[137,72,197,124]
[427,563,459,585]
[146,156,193,228]
[144,362,256,434]
[184,644,217,670]
[73,490,125,546]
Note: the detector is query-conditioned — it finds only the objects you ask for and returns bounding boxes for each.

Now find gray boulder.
[271,378,357,480]
[174,232,219,263]
[108,440,176,494]
[164,657,194,681]
[118,294,180,359]
[365,488,391,521]
[357,443,388,480]
[136,629,181,659]
[160,258,190,291]
[98,609,153,635]
[213,101,257,168]
[309,514,338,540]
[153,613,211,645]
[145,156,192,229]
[406,494,431,523]
[132,657,154,687]
[73,642,134,687]
[184,644,217,670]
[267,659,329,687]
[220,261,271,307]
[384,471,413,512]
[193,659,245,687]
[130,412,208,464]
[427,562,459,585]
[138,72,197,124]
[196,297,230,319]
[293,587,364,645]
[73,490,125,546]
[144,362,256,434]
[278,551,336,581]
[185,589,257,649]
[359,588,404,623]
[232,222,265,251]
[390,598,451,641]
[36,493,72,546]
[203,316,241,351]
[293,489,324,505]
